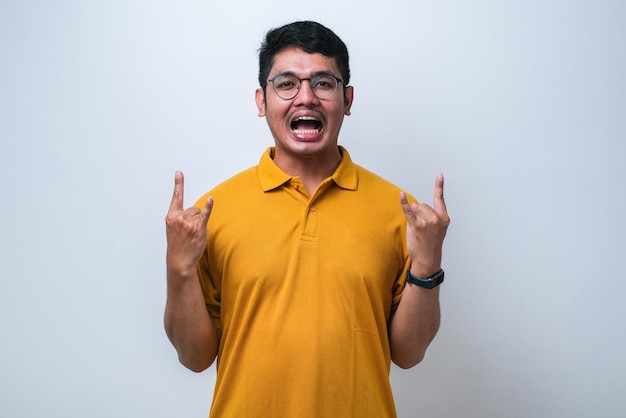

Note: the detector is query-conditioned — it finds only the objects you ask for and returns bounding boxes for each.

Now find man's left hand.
[400,174,451,278]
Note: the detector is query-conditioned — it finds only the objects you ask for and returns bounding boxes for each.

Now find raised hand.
[399,174,450,278]
[165,171,213,276]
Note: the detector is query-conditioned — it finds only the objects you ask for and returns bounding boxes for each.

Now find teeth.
[293,129,320,134]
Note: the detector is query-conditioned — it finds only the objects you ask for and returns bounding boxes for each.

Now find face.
[255,47,354,163]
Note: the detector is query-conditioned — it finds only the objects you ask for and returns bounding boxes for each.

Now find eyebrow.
[274,70,341,80]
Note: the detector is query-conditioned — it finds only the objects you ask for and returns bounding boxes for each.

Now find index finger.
[168,170,185,213]
[433,173,447,214]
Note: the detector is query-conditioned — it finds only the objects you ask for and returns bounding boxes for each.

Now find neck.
[273,146,342,195]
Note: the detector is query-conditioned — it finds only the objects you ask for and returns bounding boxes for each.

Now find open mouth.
[291,116,322,135]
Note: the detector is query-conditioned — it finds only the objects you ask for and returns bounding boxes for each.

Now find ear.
[255,88,266,117]
[343,85,354,116]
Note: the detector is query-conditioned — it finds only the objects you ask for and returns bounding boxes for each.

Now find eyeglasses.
[267,73,344,100]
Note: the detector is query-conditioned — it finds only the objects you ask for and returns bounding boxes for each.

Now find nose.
[293,79,319,104]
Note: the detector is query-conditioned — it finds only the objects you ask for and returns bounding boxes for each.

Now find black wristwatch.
[406,268,445,289]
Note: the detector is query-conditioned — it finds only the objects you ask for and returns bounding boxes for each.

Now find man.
[165,21,449,417]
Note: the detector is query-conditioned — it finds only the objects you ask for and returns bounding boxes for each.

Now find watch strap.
[406,268,445,289]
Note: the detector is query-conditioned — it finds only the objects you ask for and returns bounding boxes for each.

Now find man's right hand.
[165,171,213,276]
[164,171,218,371]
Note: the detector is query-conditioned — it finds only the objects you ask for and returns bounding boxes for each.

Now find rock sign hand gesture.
[399,174,450,277]
[165,171,213,276]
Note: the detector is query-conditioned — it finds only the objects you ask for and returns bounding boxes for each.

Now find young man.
[165,21,450,417]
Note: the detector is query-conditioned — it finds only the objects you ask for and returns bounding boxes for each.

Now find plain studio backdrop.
[1,1,624,417]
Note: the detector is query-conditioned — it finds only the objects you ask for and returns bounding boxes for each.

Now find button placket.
[300,178,332,240]
[301,200,319,239]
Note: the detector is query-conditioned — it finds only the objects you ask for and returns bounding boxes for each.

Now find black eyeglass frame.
[266,73,345,100]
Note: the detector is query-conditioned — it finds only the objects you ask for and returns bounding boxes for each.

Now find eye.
[313,76,336,90]
[274,75,299,90]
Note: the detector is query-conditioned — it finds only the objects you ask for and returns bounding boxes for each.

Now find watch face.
[433,271,444,287]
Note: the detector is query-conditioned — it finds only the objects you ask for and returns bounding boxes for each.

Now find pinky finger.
[399,192,414,215]
[201,197,214,224]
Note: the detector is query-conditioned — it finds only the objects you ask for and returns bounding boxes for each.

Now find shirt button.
[310,206,317,212]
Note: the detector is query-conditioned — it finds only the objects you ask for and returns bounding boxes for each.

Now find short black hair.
[258,21,350,89]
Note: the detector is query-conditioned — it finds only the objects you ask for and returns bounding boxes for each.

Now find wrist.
[166,249,200,277]
[409,264,441,280]
[166,259,199,282]
[406,264,444,289]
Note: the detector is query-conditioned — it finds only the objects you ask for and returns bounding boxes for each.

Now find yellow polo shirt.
[195,147,413,418]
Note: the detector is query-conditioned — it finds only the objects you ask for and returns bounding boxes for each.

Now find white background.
[1,1,625,417]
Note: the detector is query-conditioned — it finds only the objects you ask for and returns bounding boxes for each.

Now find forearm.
[389,277,441,369]
[164,267,218,372]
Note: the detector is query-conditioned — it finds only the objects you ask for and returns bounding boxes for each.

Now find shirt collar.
[257,146,358,192]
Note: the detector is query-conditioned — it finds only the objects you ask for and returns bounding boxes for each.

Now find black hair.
[258,21,350,89]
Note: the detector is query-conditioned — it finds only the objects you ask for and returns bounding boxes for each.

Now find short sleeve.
[196,249,222,332]
[390,257,411,315]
